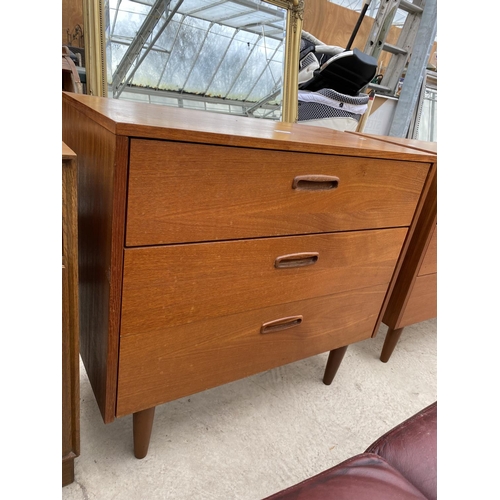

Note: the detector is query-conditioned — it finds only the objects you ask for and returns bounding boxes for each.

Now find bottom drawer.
[117,283,387,416]
[400,273,437,327]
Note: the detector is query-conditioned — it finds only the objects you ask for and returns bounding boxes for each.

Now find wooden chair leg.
[323,346,348,385]
[380,327,404,363]
[133,407,156,459]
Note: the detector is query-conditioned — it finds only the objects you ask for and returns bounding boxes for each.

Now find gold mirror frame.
[82,0,108,99]
[83,0,303,123]
[266,0,304,123]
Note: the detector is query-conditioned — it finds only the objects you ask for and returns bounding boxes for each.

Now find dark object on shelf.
[66,45,86,68]
[301,48,377,96]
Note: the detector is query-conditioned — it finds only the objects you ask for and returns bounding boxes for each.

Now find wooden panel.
[62,93,436,163]
[62,143,79,486]
[126,139,428,245]
[121,228,407,336]
[303,0,437,74]
[399,274,437,327]
[304,0,378,51]
[382,165,436,329]
[62,99,129,424]
[419,225,437,276]
[62,0,83,46]
[117,284,388,416]
[352,133,437,155]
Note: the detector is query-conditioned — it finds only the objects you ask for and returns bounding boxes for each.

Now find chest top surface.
[350,132,437,155]
[62,92,435,163]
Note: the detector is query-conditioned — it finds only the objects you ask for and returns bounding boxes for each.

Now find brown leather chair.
[263,401,437,500]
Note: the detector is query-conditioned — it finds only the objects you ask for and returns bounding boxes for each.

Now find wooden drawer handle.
[261,316,303,334]
[275,252,319,269]
[292,175,339,190]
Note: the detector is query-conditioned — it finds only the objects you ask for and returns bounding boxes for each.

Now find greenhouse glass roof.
[106,0,286,118]
[104,0,415,118]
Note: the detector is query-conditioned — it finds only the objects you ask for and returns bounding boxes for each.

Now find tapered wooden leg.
[133,407,156,459]
[323,346,348,385]
[380,327,404,363]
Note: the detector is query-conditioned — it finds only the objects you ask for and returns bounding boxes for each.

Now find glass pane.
[106,0,286,119]
[415,88,437,142]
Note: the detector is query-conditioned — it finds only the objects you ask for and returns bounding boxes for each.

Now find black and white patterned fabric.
[298,88,369,122]
[299,32,344,87]
[299,34,325,66]
[299,51,320,85]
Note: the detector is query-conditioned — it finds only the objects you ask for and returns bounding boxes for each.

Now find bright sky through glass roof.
[106,0,286,118]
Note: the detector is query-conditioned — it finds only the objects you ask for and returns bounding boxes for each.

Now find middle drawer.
[121,228,407,337]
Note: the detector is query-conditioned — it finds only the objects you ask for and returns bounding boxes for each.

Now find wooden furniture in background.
[62,142,80,485]
[62,0,83,46]
[351,134,437,362]
[381,157,436,362]
[62,92,435,459]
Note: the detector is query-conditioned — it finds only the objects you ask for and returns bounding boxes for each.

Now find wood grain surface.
[121,228,407,335]
[62,101,128,423]
[302,0,437,77]
[382,164,436,330]
[62,92,436,163]
[62,92,433,434]
[418,225,437,276]
[399,274,437,327]
[117,284,388,416]
[62,142,80,485]
[126,139,429,245]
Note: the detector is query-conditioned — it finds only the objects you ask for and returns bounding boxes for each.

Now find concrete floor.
[62,319,437,500]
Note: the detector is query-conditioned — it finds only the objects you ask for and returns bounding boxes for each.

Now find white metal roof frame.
[107,0,287,118]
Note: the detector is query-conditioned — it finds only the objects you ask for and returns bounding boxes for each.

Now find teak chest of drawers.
[351,134,437,362]
[62,92,435,458]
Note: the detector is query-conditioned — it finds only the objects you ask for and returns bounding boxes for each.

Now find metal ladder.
[363,0,437,137]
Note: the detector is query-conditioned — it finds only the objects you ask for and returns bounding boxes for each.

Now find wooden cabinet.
[62,92,435,459]
[381,167,436,362]
[351,134,437,362]
[62,142,80,486]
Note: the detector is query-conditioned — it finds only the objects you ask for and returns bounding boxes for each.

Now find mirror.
[84,0,303,122]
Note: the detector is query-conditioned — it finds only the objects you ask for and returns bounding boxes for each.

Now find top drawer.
[126,139,429,246]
